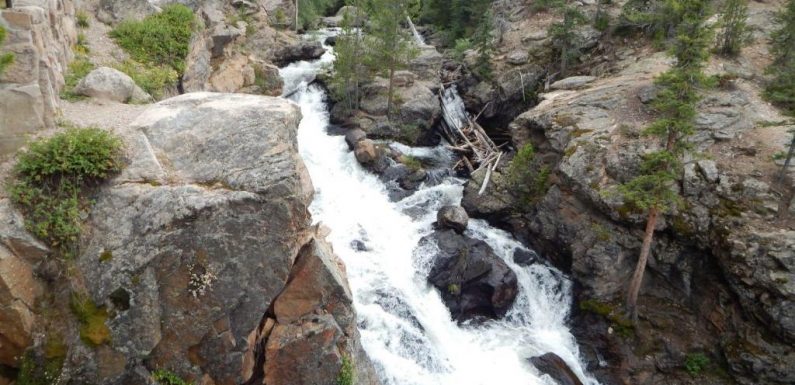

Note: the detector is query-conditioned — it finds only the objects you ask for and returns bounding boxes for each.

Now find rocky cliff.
[0,0,78,157]
[463,38,794,385]
[0,92,380,385]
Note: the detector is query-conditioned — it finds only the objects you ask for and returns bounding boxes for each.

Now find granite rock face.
[0,0,78,157]
[14,93,382,385]
[465,52,795,384]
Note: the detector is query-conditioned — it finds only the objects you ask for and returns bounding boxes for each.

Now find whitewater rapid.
[280,31,598,385]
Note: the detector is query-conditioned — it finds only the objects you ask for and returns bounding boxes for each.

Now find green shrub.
[9,127,123,255]
[70,292,111,346]
[110,4,195,74]
[400,155,423,172]
[509,143,551,205]
[75,32,90,54]
[153,369,194,385]
[113,60,178,99]
[452,38,472,61]
[0,25,14,76]
[336,356,354,385]
[76,10,90,28]
[685,352,710,375]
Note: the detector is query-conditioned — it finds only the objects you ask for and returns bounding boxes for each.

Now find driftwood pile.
[438,85,503,194]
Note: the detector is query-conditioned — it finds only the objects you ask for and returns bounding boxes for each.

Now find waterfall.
[407,16,426,46]
[279,30,599,385]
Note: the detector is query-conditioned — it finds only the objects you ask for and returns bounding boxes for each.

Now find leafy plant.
[76,10,90,28]
[509,143,551,205]
[548,2,587,76]
[336,356,354,385]
[684,353,710,375]
[153,369,194,385]
[74,32,90,55]
[110,4,195,74]
[16,350,65,385]
[9,127,123,256]
[70,292,111,346]
[0,25,14,76]
[452,38,472,61]
[113,59,178,99]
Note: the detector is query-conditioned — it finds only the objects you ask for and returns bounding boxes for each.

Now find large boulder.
[262,238,380,385]
[421,230,518,321]
[436,206,469,233]
[48,93,378,385]
[272,40,326,66]
[74,67,152,103]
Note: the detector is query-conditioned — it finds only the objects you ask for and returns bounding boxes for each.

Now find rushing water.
[280,31,598,385]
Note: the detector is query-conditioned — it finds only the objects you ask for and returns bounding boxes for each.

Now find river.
[279,30,598,385]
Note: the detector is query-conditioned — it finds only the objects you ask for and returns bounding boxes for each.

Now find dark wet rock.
[398,169,428,190]
[351,240,369,252]
[422,230,518,321]
[273,40,326,66]
[345,128,367,150]
[529,353,584,385]
[513,248,538,266]
[436,206,469,234]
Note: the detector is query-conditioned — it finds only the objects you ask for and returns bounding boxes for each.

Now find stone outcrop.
[182,2,284,95]
[0,0,78,157]
[96,0,158,24]
[271,39,325,67]
[0,200,48,369]
[0,92,381,385]
[421,229,518,321]
[74,67,152,103]
[464,50,795,384]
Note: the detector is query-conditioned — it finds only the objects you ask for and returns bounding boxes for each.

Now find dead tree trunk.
[626,206,659,322]
[778,132,795,183]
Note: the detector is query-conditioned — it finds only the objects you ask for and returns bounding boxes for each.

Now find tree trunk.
[626,206,659,322]
[294,0,299,32]
[560,44,568,77]
[386,65,395,121]
[778,133,795,182]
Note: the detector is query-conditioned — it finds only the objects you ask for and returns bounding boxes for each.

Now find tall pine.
[330,1,366,112]
[715,0,750,56]
[619,0,711,321]
[366,0,418,120]
[766,0,795,181]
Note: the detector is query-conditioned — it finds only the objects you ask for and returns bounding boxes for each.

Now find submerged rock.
[422,230,518,321]
[529,353,584,385]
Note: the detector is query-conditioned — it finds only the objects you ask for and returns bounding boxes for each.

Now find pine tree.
[715,0,750,56]
[472,9,495,79]
[366,0,418,120]
[619,0,711,321]
[330,1,366,112]
[0,26,14,76]
[767,0,795,181]
[548,2,587,76]
[765,0,795,115]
